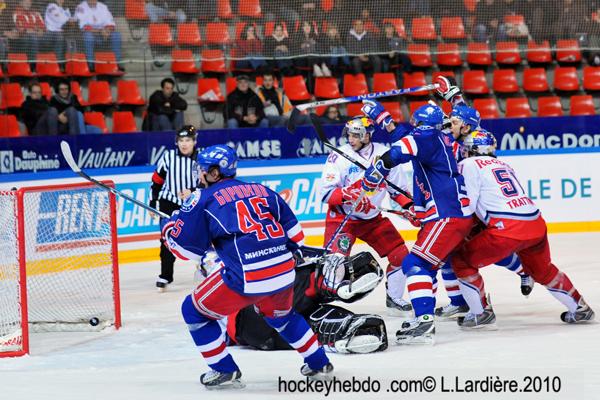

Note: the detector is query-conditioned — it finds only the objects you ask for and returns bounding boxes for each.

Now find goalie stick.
[60,140,169,219]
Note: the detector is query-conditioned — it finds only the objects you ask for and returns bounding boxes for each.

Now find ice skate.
[156,277,171,292]
[520,274,534,297]
[395,314,435,345]
[561,299,595,324]
[458,307,497,330]
[434,303,469,321]
[301,362,334,380]
[386,294,413,317]
[200,369,245,390]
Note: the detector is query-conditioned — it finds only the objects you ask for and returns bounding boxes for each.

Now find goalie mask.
[316,251,384,303]
[309,305,388,354]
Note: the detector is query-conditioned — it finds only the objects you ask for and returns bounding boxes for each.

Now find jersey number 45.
[236,198,284,241]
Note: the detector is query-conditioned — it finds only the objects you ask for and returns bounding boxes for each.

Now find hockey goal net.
[0,181,121,357]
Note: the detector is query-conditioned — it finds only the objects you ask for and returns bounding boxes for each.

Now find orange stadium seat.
[346,103,362,117]
[283,75,311,101]
[463,70,490,95]
[36,53,63,77]
[70,81,88,106]
[171,49,200,74]
[436,43,462,67]
[407,43,432,68]
[87,81,114,106]
[65,53,94,77]
[238,0,262,18]
[0,114,21,137]
[526,40,552,64]
[492,69,519,94]
[473,98,500,119]
[217,0,234,19]
[205,22,231,45]
[505,98,532,118]
[382,18,406,38]
[112,111,137,133]
[125,0,148,21]
[553,67,580,92]
[7,53,34,77]
[583,66,600,91]
[403,72,428,96]
[343,74,368,96]
[523,68,549,93]
[556,39,581,63]
[84,112,108,133]
[177,23,202,47]
[39,82,52,100]
[495,41,521,65]
[466,42,492,66]
[409,100,429,115]
[321,0,334,12]
[314,77,340,99]
[411,17,436,41]
[373,73,398,92]
[537,96,563,117]
[381,101,403,121]
[225,76,237,95]
[440,17,466,40]
[440,100,452,115]
[0,83,25,109]
[197,78,225,102]
[116,80,145,106]
[200,49,227,73]
[0,65,3,78]
[570,95,595,116]
[432,70,456,82]
[148,23,174,47]
[94,52,124,76]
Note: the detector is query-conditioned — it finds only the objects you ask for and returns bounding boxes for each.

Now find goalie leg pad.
[336,271,383,300]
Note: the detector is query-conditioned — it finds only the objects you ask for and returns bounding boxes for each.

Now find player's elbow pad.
[388,146,411,165]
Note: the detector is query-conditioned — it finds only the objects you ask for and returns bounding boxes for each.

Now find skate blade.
[307,372,334,382]
[157,287,166,293]
[205,380,246,390]
[395,334,435,345]
[435,313,466,322]
[386,307,413,318]
[460,323,498,331]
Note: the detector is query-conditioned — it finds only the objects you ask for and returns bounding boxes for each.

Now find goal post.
[0,181,121,357]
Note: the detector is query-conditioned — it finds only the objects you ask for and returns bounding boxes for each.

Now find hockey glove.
[160,211,180,240]
[434,75,462,102]
[361,100,394,129]
[362,158,390,192]
[401,206,421,228]
[329,186,375,214]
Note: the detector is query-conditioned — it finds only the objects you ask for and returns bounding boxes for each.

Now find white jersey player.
[320,116,418,315]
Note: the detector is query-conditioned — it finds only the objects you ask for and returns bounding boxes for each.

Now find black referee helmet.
[176,125,197,142]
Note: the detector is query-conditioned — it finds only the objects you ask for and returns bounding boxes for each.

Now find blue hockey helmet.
[450,105,481,129]
[197,144,238,177]
[410,104,444,130]
[461,129,497,158]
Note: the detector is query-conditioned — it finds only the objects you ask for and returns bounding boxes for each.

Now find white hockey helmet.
[342,117,375,143]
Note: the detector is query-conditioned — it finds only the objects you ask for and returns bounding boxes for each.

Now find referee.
[150,125,198,291]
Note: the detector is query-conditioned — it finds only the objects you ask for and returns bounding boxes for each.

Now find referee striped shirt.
[152,149,197,206]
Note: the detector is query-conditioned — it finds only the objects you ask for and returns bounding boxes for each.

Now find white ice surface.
[1,233,599,400]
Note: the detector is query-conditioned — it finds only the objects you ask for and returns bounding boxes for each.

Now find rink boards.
[0,148,599,264]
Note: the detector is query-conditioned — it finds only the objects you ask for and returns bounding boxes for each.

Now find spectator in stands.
[360,8,380,34]
[473,0,505,42]
[22,82,58,136]
[346,19,381,75]
[378,23,411,79]
[501,0,530,40]
[45,0,77,62]
[318,106,348,125]
[523,0,559,43]
[12,0,45,63]
[293,21,328,77]
[49,79,84,135]
[234,24,267,72]
[145,0,186,24]
[320,24,351,75]
[0,0,14,62]
[147,77,187,131]
[255,72,294,127]
[75,0,122,71]
[265,23,294,75]
[555,0,589,41]
[226,74,268,129]
[587,6,600,65]
[185,0,215,22]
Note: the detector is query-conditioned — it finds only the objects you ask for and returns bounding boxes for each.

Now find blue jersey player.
[360,100,473,344]
[161,144,332,389]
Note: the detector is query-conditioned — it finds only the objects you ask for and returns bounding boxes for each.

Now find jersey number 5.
[492,168,524,197]
[236,197,284,241]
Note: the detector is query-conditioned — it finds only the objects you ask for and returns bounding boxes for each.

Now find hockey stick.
[286,83,439,133]
[60,141,169,219]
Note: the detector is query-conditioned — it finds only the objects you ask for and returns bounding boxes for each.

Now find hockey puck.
[89,317,100,326]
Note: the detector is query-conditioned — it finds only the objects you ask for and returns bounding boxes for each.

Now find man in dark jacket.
[50,79,84,135]
[226,75,268,128]
[345,19,381,75]
[22,82,58,135]
[147,77,187,131]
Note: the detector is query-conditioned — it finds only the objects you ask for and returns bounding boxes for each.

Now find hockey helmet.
[461,129,497,158]
[342,117,375,142]
[176,125,198,141]
[410,104,444,130]
[197,144,238,177]
[450,105,481,130]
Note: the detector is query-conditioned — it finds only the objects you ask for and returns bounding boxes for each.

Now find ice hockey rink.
[1,232,599,400]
